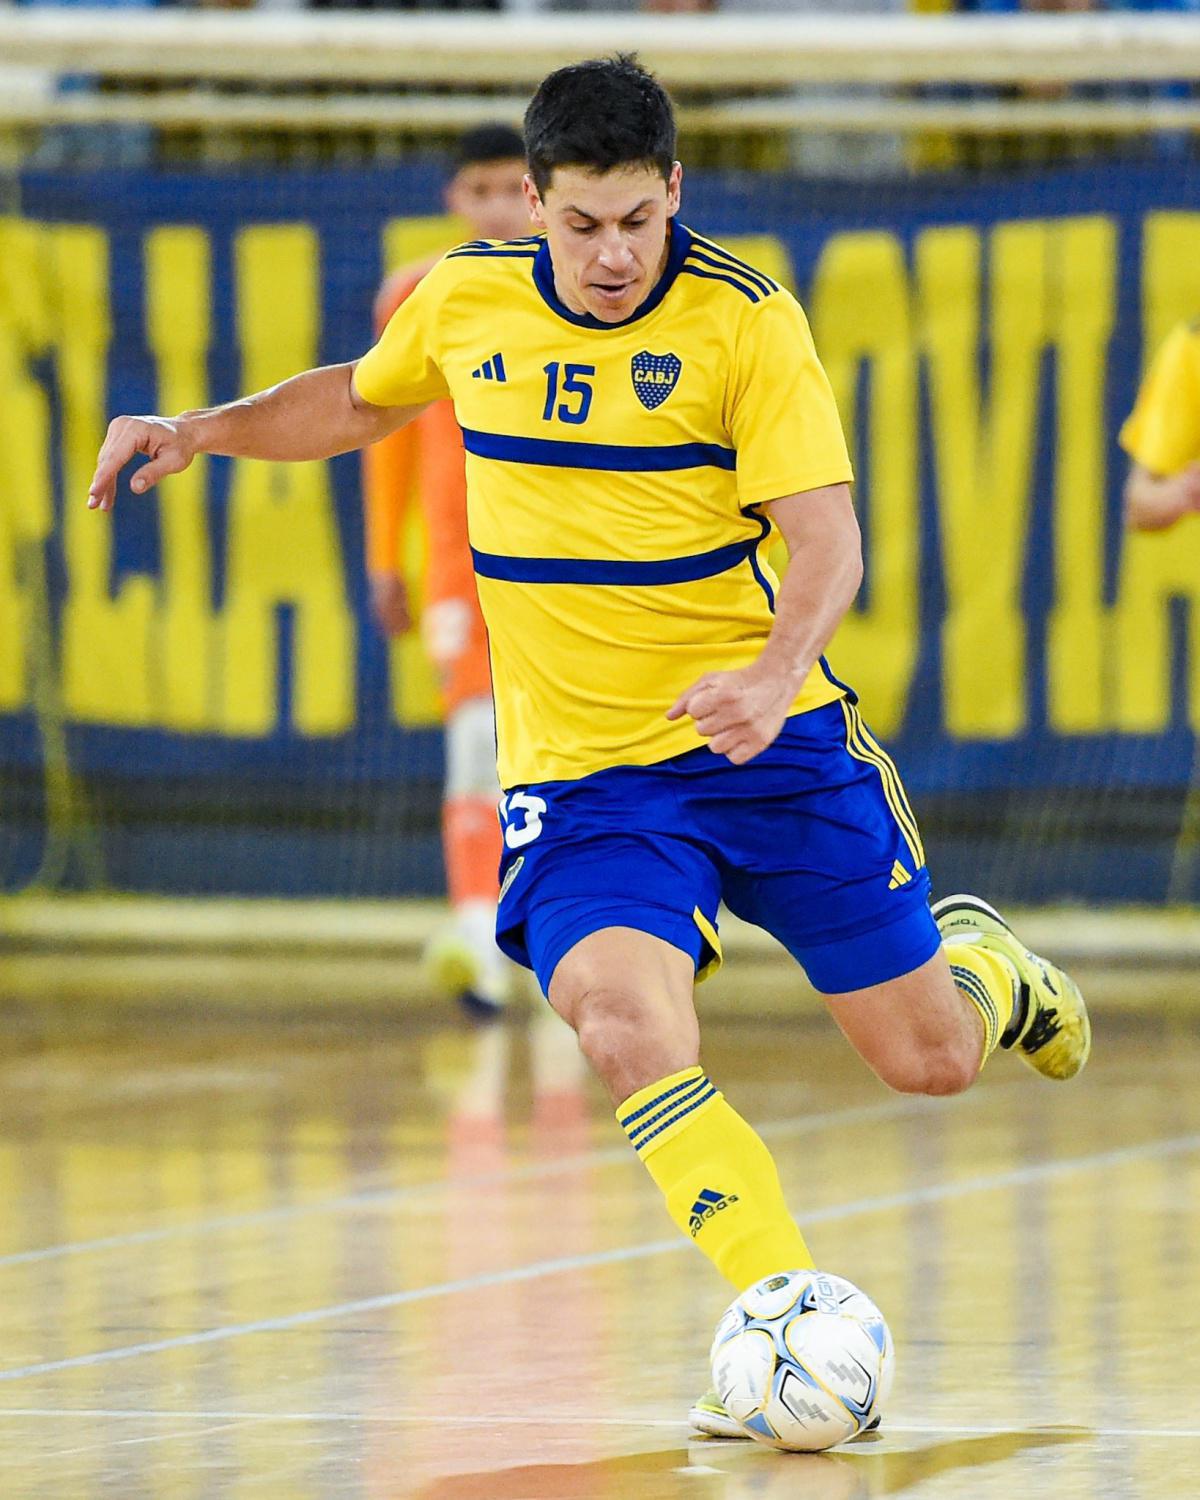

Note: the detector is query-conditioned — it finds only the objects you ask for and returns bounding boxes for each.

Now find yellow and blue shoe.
[687,1388,882,1441]
[932,894,1091,1081]
[688,1388,748,1440]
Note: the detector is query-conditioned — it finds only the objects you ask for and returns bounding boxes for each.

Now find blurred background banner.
[2,151,1199,905]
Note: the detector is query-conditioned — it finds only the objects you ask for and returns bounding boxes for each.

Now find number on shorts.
[500,791,547,849]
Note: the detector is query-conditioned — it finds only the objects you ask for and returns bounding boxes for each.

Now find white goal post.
[1,11,1199,135]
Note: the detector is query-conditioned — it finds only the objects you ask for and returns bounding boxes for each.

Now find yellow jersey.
[355,222,854,787]
[1120,319,1200,476]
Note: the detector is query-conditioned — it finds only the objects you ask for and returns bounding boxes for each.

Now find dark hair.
[453,123,526,171]
[523,54,677,196]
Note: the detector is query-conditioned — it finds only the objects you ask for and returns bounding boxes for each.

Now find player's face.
[524,162,682,324]
[445,158,531,242]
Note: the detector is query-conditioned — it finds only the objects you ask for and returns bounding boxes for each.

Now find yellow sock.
[945,943,1021,1065]
[616,1066,813,1291]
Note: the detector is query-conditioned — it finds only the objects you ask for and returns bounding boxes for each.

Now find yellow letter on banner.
[221,225,355,737]
[0,219,55,712]
[145,226,219,732]
[57,225,156,726]
[1112,212,1200,733]
[1044,217,1117,735]
[920,222,1047,740]
[811,231,919,736]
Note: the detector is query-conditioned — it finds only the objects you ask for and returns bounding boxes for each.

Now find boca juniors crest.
[631,351,682,410]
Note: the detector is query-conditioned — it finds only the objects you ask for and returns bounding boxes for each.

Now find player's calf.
[824,949,986,1099]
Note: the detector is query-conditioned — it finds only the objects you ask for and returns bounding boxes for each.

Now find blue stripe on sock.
[633,1087,718,1153]
[618,1073,702,1132]
[627,1078,714,1144]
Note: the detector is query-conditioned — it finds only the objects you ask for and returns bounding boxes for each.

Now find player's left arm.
[666,483,861,765]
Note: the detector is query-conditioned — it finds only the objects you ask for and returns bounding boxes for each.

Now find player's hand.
[1181,463,1200,512]
[666,664,796,765]
[369,571,412,637]
[87,415,197,512]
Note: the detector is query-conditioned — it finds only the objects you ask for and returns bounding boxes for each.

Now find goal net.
[2,12,1198,907]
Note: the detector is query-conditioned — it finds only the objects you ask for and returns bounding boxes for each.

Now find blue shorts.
[495,699,939,998]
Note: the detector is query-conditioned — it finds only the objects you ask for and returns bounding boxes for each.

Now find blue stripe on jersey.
[447,248,539,260]
[686,246,776,298]
[744,513,775,610]
[461,428,736,472]
[690,235,781,292]
[453,236,542,251]
[679,265,762,303]
[471,536,762,586]
[819,655,858,704]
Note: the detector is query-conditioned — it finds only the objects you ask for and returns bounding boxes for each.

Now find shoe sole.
[687,1409,883,1442]
[688,1398,749,1439]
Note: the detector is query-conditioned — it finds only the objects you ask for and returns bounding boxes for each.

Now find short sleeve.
[1119,322,1200,476]
[354,260,452,409]
[730,291,854,510]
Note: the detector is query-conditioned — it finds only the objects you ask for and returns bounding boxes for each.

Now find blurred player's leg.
[426,695,512,1017]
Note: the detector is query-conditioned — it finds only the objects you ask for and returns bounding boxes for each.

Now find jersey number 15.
[542,362,595,426]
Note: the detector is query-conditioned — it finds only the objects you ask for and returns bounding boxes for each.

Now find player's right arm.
[668,289,858,764]
[1123,462,1200,532]
[87,361,423,512]
[1119,321,1200,532]
[88,255,456,513]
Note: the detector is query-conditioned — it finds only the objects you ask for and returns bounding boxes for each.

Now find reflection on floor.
[0,977,1197,1499]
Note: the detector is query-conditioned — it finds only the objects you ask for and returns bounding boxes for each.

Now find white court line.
[1,1128,1197,1387]
[0,1411,1197,1442]
[41,1420,249,1462]
[0,1092,982,1271]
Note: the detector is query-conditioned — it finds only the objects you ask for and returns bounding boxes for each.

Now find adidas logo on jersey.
[471,353,507,382]
[688,1186,739,1237]
[888,859,912,890]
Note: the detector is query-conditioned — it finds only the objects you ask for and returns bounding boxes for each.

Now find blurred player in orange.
[363,125,530,1017]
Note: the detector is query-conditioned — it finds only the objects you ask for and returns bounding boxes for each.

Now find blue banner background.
[3,159,1198,901]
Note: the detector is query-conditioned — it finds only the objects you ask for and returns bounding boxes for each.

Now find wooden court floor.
[0,969,1198,1499]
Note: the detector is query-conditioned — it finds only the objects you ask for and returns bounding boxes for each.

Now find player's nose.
[596,234,635,271]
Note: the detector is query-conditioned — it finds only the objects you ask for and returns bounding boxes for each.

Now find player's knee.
[877,1040,977,1098]
[571,983,698,1098]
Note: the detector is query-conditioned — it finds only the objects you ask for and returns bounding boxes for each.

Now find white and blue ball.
[710,1268,893,1452]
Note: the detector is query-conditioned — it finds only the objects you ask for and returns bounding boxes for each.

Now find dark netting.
[2,131,1198,904]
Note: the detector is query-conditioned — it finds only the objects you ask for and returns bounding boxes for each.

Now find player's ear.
[666,162,683,217]
[522,174,546,229]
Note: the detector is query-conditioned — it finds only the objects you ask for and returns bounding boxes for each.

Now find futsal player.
[364,124,529,1016]
[87,54,1091,1438]
[1120,317,1200,531]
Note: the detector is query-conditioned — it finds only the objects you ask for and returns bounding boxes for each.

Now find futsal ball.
[710,1268,893,1452]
